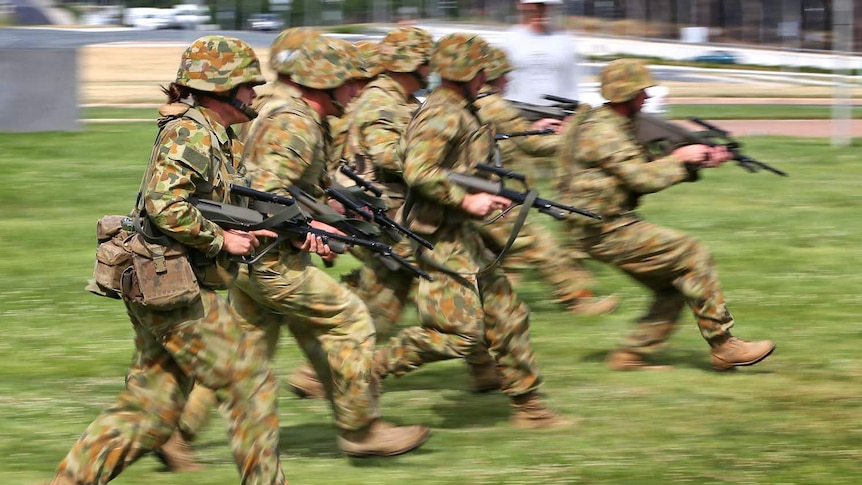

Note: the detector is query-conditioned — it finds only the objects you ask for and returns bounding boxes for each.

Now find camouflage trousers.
[382,224,542,397]
[230,252,379,432]
[580,219,734,354]
[479,214,596,303]
[53,288,285,485]
[351,239,417,338]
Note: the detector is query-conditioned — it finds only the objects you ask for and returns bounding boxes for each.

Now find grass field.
[2,123,862,484]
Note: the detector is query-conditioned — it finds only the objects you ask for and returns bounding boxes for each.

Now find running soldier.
[48,36,285,485]
[475,45,619,316]
[232,35,430,456]
[556,59,776,371]
[373,32,569,429]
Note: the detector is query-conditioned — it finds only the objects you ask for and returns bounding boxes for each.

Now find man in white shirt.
[502,0,580,105]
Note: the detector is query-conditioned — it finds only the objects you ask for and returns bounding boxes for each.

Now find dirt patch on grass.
[81,44,277,104]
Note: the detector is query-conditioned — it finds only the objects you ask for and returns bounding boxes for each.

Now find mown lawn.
[2,123,861,484]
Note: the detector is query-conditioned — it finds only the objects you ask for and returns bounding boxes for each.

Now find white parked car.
[124,7,172,30]
[171,4,211,29]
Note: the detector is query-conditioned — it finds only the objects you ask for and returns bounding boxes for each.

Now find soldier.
[475,45,619,316]
[235,27,320,141]
[556,58,776,371]
[373,32,569,429]
[287,26,434,400]
[48,36,286,485]
[231,35,430,457]
[326,38,383,171]
[153,27,327,472]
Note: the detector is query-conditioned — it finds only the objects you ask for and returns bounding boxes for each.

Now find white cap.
[521,0,563,4]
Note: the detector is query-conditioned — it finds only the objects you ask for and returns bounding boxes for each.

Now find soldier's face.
[631,89,649,114]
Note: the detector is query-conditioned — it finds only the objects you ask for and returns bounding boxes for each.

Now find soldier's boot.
[566,294,620,316]
[153,430,204,473]
[709,335,775,371]
[287,362,326,400]
[605,349,673,371]
[510,392,573,429]
[468,360,502,393]
[337,419,430,457]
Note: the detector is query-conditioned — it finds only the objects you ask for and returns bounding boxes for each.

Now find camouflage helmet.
[288,36,367,89]
[355,40,383,78]
[600,59,657,103]
[485,46,513,82]
[269,27,321,75]
[431,33,490,82]
[175,35,265,94]
[379,27,434,73]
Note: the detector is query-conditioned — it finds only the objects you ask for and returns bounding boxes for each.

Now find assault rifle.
[447,163,601,221]
[332,166,434,250]
[191,185,432,280]
[634,113,789,176]
[494,128,555,141]
[284,184,432,280]
[508,94,580,122]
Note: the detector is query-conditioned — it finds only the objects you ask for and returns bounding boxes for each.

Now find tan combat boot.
[510,392,573,429]
[337,419,430,457]
[710,335,775,371]
[605,349,673,371]
[567,294,620,316]
[287,363,326,399]
[468,360,502,393]
[153,430,204,473]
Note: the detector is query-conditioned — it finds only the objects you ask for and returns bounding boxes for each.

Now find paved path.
[675,119,862,137]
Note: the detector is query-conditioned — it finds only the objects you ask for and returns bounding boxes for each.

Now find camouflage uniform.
[331,27,433,337]
[51,36,285,485]
[474,82,600,304]
[556,59,774,367]
[378,34,543,399]
[231,36,380,432]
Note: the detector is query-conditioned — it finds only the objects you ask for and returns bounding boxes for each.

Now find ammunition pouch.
[121,233,200,311]
[88,215,133,299]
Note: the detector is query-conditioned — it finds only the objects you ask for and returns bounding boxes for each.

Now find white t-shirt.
[501,25,580,105]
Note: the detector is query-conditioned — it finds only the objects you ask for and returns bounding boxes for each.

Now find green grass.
[83,107,159,120]
[668,104,862,120]
[3,124,862,484]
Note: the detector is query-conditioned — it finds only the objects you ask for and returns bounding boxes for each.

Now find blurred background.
[2,0,860,53]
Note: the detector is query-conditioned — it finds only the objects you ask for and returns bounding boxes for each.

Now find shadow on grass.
[581,348,776,374]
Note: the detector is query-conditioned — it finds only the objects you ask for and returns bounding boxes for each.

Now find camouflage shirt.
[144,104,245,257]
[236,81,301,142]
[556,105,695,233]
[243,82,330,200]
[338,74,421,207]
[402,87,494,234]
[475,84,558,163]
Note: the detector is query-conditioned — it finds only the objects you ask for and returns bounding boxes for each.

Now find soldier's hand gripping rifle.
[285,184,433,281]
[634,113,789,176]
[508,94,580,122]
[189,185,393,265]
[447,163,602,221]
[333,165,434,250]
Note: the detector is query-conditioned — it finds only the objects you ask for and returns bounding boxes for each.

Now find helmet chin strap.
[411,69,428,90]
[325,88,345,116]
[228,87,258,120]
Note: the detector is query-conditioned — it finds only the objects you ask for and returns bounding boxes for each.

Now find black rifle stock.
[447,163,602,221]
[192,188,387,265]
[325,181,435,250]
[634,113,788,176]
[508,94,580,122]
[285,185,433,280]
